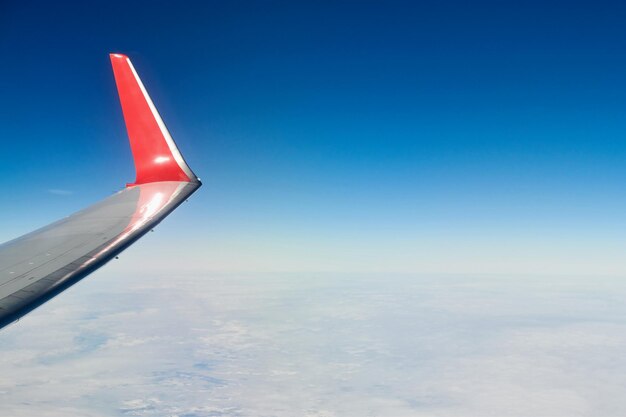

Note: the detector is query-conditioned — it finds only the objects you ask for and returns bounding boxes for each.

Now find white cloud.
[46,189,74,196]
[1,273,626,416]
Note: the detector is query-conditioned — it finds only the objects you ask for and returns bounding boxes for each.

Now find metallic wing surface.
[0,54,201,330]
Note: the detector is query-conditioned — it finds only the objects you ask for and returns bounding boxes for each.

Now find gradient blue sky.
[2,1,626,274]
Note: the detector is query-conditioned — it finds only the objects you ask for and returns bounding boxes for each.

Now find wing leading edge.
[0,54,201,330]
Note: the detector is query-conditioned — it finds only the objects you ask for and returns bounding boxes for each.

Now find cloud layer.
[1,273,626,416]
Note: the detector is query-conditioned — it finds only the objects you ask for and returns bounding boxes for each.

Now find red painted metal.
[110,54,192,185]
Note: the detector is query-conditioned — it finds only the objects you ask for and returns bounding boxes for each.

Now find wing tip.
[110,53,199,186]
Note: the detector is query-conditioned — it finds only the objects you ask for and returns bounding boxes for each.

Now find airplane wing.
[0,54,201,330]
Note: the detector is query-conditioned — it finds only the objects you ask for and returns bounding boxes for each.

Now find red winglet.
[110,53,197,186]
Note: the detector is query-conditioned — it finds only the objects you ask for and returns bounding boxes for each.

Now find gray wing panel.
[0,180,200,329]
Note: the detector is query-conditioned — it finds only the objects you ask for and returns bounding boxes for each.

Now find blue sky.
[2,1,626,274]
